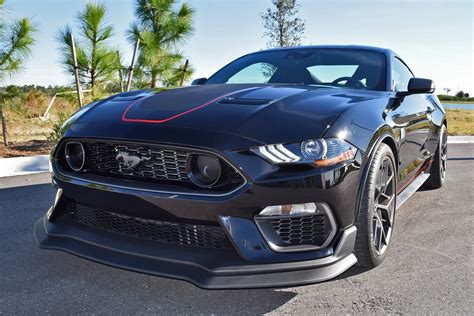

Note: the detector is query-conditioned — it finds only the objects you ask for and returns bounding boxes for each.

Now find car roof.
[257,45,397,56]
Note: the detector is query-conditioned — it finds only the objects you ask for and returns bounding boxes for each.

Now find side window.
[392,58,414,91]
[227,62,277,83]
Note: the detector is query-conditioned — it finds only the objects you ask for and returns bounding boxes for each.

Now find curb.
[0,155,50,178]
[447,136,474,144]
[0,137,472,178]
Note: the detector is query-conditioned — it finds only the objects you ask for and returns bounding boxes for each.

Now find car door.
[389,58,432,189]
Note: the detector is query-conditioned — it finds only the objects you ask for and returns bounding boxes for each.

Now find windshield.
[207,48,386,91]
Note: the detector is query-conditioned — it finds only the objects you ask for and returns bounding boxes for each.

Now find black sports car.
[35,45,447,289]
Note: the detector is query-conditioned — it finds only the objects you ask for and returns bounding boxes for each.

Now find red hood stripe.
[121,87,259,124]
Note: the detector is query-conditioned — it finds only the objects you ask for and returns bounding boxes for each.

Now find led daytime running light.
[252,138,356,167]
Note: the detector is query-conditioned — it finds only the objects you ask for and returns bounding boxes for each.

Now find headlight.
[251,138,356,167]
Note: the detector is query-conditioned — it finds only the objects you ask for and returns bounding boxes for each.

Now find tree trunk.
[119,68,124,93]
[150,71,157,88]
[1,109,8,146]
[90,71,96,97]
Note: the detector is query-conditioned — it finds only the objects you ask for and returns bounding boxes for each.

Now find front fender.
[323,96,393,155]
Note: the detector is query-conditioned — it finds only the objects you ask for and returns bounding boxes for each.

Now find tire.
[354,143,396,268]
[424,125,447,189]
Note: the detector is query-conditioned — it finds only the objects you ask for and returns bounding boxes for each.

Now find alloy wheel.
[440,129,447,180]
[372,156,396,256]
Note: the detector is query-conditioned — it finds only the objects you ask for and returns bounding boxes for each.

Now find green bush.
[47,112,69,144]
[437,94,474,102]
[25,90,48,118]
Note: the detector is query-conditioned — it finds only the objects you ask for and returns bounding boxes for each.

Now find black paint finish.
[36,45,446,288]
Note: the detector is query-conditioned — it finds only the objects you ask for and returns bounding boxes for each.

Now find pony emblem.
[116,150,150,172]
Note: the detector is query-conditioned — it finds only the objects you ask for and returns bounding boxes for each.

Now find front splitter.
[34,216,357,289]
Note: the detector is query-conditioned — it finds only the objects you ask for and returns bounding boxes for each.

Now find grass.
[1,89,95,143]
[445,109,474,135]
[441,101,474,104]
[2,104,76,143]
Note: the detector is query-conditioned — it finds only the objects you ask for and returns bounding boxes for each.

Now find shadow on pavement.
[34,246,299,314]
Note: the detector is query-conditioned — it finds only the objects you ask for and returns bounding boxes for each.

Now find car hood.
[72,84,385,146]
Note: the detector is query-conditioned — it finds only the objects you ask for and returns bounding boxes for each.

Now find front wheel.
[354,143,396,268]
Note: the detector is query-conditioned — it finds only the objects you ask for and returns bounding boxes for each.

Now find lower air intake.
[69,203,233,249]
[254,203,337,252]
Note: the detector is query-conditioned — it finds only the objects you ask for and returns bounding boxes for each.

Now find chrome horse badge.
[116,150,150,172]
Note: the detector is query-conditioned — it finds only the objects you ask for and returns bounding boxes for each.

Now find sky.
[3,0,473,94]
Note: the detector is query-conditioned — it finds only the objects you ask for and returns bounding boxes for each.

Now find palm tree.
[128,0,194,88]
[0,0,36,80]
[162,58,194,87]
[57,2,116,97]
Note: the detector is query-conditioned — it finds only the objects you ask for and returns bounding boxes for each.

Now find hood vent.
[218,97,273,106]
[111,94,149,102]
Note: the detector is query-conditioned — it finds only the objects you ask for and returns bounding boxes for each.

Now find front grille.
[84,142,190,181]
[270,215,329,246]
[69,203,233,249]
[56,139,245,192]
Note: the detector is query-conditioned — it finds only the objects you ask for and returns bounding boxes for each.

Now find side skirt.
[396,173,430,209]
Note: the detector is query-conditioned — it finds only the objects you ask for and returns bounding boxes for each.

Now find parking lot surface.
[0,144,472,314]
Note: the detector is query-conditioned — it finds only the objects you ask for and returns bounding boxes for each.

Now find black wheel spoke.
[442,150,447,175]
[440,129,447,179]
[376,195,395,226]
[378,225,384,252]
[380,192,390,200]
[376,194,394,211]
[372,216,382,252]
[375,212,387,238]
[372,155,396,256]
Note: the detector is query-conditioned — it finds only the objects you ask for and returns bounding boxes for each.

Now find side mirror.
[398,78,435,96]
[191,77,207,85]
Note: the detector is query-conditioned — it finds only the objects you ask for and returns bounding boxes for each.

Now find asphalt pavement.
[0,144,472,315]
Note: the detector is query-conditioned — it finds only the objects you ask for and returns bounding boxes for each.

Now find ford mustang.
[35,45,447,288]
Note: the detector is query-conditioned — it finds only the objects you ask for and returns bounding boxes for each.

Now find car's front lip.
[34,214,357,289]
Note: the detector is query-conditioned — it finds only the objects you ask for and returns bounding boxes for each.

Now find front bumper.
[35,153,361,288]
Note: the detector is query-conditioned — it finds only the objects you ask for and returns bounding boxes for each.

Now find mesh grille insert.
[270,214,329,246]
[69,203,233,249]
[84,142,190,182]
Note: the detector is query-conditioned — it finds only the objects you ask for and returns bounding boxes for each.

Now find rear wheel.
[354,143,396,268]
[424,125,447,189]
